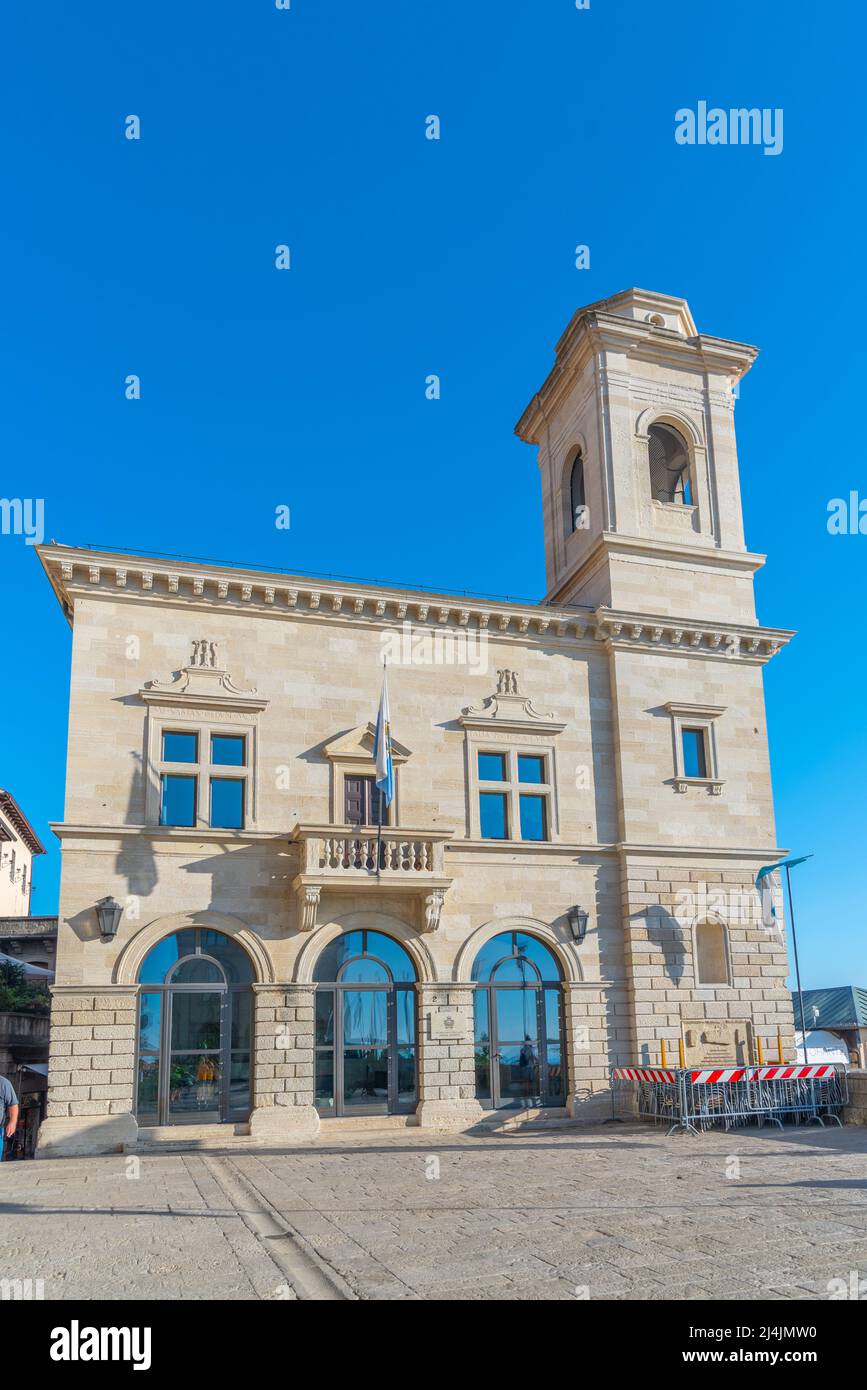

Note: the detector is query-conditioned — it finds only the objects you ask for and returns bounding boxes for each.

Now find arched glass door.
[313,930,417,1117]
[472,931,565,1109]
[135,929,254,1126]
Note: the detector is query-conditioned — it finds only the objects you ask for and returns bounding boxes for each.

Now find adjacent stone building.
[0,789,44,916]
[36,289,796,1156]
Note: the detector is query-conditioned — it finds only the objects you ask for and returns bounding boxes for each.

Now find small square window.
[210,778,244,830]
[479,792,508,840]
[478,752,506,782]
[162,731,198,764]
[211,734,246,767]
[160,774,196,827]
[519,794,547,841]
[517,754,545,784]
[682,728,708,779]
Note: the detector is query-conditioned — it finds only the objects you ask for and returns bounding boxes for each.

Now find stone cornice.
[36,544,789,662]
[593,607,792,664]
[38,543,600,643]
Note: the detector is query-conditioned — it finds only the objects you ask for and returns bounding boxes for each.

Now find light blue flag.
[755,863,780,930]
[373,669,394,808]
[755,856,812,930]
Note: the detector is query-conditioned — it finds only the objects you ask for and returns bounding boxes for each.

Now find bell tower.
[516,289,763,625]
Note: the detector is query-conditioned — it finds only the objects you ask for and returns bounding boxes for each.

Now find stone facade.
[35,289,796,1156]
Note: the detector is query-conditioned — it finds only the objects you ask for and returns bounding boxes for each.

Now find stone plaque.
[683,1020,751,1066]
[428,1010,466,1041]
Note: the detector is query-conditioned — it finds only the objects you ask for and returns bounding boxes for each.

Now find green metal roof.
[791,986,867,1030]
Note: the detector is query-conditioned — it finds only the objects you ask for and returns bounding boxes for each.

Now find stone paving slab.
[1,1124,866,1300]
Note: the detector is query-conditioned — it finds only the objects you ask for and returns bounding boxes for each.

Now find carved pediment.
[459,670,566,733]
[321,722,411,764]
[140,639,268,713]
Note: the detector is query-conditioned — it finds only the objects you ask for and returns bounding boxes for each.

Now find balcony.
[290,823,453,933]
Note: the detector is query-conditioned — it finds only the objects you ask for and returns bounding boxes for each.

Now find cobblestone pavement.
[2,1123,867,1301]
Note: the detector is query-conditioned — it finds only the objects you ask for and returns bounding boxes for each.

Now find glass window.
[682,728,708,779]
[367,931,415,982]
[211,734,246,767]
[492,956,541,986]
[342,990,388,1048]
[170,956,225,985]
[514,932,562,979]
[231,993,252,1050]
[162,731,197,763]
[478,752,506,781]
[313,930,416,984]
[340,957,390,984]
[137,929,251,984]
[472,931,562,983]
[396,988,416,1044]
[228,1056,251,1112]
[474,987,490,1043]
[480,792,508,840]
[313,932,364,982]
[315,1050,335,1111]
[517,755,545,784]
[170,991,222,1051]
[201,930,254,983]
[315,990,335,1045]
[160,774,196,827]
[210,778,244,829]
[138,992,162,1052]
[136,1056,160,1123]
[519,794,547,841]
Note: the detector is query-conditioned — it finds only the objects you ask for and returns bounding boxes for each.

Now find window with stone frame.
[459,671,565,842]
[663,701,725,794]
[477,750,552,842]
[157,725,250,830]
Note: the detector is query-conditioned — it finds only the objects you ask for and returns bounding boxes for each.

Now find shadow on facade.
[114,750,158,903]
[181,842,296,933]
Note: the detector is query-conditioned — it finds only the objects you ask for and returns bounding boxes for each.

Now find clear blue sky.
[1,2,864,988]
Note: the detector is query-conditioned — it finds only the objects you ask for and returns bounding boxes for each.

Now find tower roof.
[515,287,758,444]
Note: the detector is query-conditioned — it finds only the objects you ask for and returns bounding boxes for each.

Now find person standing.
[0,1074,19,1160]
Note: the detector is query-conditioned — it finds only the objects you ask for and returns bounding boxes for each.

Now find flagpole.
[375,783,383,880]
[784,862,809,1065]
[375,658,385,880]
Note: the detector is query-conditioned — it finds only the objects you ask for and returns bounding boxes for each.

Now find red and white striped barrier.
[612,1064,839,1084]
[687,1064,837,1084]
[611,1067,676,1083]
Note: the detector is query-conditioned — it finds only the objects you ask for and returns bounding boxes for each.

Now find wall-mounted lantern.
[567,905,589,944]
[95,895,123,941]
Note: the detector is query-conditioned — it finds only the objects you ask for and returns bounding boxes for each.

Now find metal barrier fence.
[610,1064,848,1136]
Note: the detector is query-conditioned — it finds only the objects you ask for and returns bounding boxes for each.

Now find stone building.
[36,288,795,1157]
[0,789,44,916]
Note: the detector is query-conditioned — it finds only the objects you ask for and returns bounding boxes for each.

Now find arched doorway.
[312,929,417,1118]
[135,928,254,1126]
[472,930,566,1109]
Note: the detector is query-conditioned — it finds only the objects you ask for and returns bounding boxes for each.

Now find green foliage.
[0,960,51,1015]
